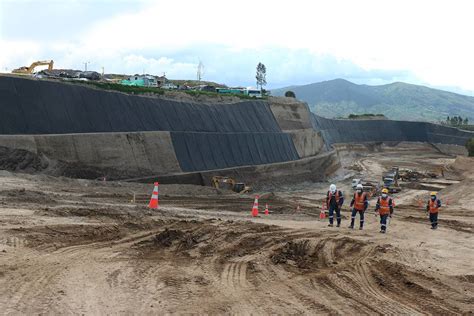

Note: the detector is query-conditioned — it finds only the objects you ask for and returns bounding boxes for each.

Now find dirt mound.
[0,146,48,172]
[271,237,369,271]
[271,240,313,268]
[450,156,474,179]
[0,146,138,180]
[135,220,282,258]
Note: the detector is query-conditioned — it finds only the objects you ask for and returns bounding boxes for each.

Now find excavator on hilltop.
[12,60,54,74]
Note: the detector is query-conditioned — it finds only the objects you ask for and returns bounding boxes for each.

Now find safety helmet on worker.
[430,191,437,200]
[430,192,437,196]
[382,188,389,194]
[330,184,336,193]
[356,184,363,190]
[381,188,389,198]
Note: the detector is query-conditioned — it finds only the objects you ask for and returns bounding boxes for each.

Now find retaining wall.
[311,113,474,147]
[0,76,300,177]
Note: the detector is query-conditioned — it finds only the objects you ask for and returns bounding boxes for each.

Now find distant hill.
[272,79,474,122]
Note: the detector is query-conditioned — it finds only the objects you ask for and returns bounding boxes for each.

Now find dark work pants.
[351,209,365,228]
[328,205,341,225]
[380,214,389,231]
[429,212,438,228]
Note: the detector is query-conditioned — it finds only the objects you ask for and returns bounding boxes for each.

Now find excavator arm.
[12,60,54,74]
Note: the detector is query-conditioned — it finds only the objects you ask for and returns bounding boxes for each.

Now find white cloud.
[1,0,473,92]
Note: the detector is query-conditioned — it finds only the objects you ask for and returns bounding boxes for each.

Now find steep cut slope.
[272,79,474,122]
[311,113,474,148]
[0,76,300,176]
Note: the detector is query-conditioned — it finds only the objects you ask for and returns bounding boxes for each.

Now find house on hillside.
[121,74,158,87]
[161,82,178,90]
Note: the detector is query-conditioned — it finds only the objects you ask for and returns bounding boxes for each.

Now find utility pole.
[197,60,204,82]
[84,61,90,71]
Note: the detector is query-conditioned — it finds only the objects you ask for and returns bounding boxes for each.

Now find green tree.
[256,62,267,91]
[284,90,296,98]
[464,118,469,125]
[466,138,474,157]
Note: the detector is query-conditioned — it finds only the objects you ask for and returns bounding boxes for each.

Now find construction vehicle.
[390,166,400,179]
[12,60,54,74]
[211,176,251,194]
[399,169,424,182]
[382,167,402,193]
[351,179,377,196]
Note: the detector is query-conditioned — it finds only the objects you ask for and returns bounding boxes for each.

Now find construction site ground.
[0,143,472,314]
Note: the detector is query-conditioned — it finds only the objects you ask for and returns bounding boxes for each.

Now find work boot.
[359,227,363,230]
[381,230,386,234]
[328,223,333,227]
[336,223,340,227]
[348,225,354,229]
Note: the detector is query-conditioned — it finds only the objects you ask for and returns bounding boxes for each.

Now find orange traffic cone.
[320,210,326,219]
[251,195,259,217]
[148,182,159,209]
[264,204,269,215]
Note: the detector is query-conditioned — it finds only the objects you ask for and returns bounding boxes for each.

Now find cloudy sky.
[1,0,473,94]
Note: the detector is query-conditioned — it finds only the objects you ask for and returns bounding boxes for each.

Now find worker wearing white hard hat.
[349,184,368,230]
[326,184,344,227]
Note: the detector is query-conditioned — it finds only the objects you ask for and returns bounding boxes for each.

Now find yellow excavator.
[12,60,54,74]
[211,176,251,194]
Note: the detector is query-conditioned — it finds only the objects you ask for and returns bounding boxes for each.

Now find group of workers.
[326,184,441,233]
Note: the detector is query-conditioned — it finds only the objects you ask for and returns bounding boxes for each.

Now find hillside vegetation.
[272,79,474,122]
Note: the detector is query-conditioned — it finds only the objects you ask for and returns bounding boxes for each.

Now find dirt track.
[0,143,473,314]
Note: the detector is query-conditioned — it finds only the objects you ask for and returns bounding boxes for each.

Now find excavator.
[211,176,251,194]
[12,60,54,74]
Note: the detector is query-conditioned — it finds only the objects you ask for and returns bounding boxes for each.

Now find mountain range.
[272,79,474,122]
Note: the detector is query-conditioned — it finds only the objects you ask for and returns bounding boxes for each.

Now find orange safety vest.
[327,191,341,207]
[353,192,367,210]
[429,199,440,214]
[378,197,391,215]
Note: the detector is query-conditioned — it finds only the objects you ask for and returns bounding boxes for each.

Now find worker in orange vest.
[426,192,441,229]
[349,184,368,230]
[375,188,394,233]
[326,184,344,227]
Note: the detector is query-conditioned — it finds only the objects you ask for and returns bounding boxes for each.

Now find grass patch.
[76,80,267,100]
[458,125,474,131]
[80,81,165,96]
[182,89,267,100]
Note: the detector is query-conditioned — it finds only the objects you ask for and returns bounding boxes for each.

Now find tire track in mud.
[3,218,472,314]
[1,224,166,314]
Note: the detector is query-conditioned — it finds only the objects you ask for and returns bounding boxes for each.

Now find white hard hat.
[356,184,363,190]
[329,184,336,193]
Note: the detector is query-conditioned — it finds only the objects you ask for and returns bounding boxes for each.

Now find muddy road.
[0,143,473,314]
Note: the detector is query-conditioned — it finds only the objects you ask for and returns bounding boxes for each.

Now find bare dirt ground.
[0,143,473,315]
